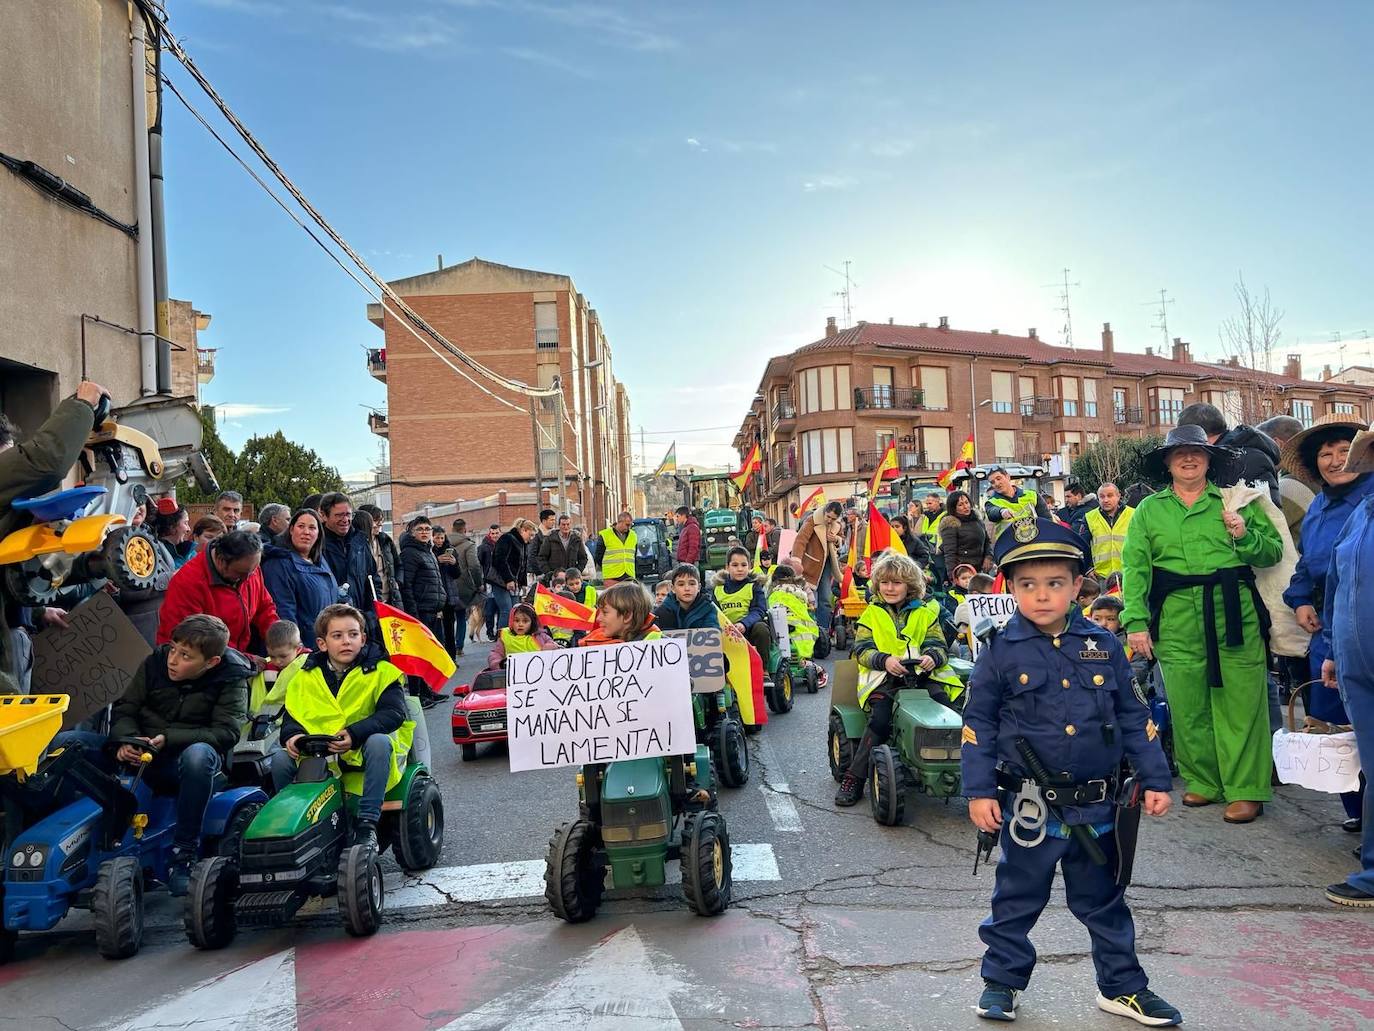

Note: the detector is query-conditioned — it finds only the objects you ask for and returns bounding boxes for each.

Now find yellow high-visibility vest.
[598,528,637,579]
[987,490,1039,542]
[499,628,544,654]
[1086,505,1135,577]
[856,600,964,706]
[920,513,942,546]
[715,581,755,624]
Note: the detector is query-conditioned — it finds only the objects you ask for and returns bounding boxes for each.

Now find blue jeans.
[483,593,499,637]
[491,585,517,630]
[52,731,222,852]
[270,734,393,824]
[816,562,836,631]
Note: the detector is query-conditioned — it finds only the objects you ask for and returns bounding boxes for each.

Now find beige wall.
[0,0,143,427]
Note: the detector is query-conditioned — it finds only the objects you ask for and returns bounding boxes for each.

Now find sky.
[163,0,1374,478]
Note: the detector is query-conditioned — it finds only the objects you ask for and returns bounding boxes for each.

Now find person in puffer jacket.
[397,516,448,706]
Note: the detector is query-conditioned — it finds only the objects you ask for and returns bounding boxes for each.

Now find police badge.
[1012,517,1038,544]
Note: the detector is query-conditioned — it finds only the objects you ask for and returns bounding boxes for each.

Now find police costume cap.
[1142,423,1243,483]
[1279,413,1367,490]
[992,516,1090,571]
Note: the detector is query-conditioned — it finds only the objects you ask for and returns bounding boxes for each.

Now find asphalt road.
[1,645,1372,1030]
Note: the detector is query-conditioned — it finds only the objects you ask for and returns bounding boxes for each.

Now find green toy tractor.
[184,733,443,947]
[544,746,731,922]
[827,658,972,825]
[693,687,749,788]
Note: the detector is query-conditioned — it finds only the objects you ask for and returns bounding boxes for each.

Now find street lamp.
[972,398,994,465]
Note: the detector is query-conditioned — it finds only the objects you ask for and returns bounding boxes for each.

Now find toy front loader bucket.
[0,695,70,777]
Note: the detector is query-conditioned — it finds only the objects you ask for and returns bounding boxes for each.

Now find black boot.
[351,818,378,849]
[834,730,876,807]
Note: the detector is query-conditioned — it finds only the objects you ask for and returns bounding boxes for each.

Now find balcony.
[535,328,559,350]
[771,393,796,430]
[195,347,216,385]
[1113,406,1144,426]
[854,386,926,412]
[1020,397,1055,423]
[858,449,929,474]
[771,452,799,493]
[1019,452,1045,467]
[366,347,386,381]
[367,410,389,436]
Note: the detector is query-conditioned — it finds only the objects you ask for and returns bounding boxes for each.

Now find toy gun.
[1013,736,1107,866]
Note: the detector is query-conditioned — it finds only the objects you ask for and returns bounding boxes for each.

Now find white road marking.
[754,736,804,832]
[437,926,688,1030]
[105,948,298,1031]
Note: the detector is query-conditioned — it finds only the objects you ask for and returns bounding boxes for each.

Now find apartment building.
[366,257,632,523]
[736,316,1374,525]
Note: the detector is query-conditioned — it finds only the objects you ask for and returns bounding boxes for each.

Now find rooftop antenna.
[824,260,857,328]
[1332,330,1347,371]
[1141,288,1174,351]
[1042,267,1080,348]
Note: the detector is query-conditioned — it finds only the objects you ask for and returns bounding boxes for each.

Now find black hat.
[993,516,1090,571]
[1142,424,1242,483]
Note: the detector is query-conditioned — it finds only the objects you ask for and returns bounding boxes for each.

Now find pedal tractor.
[827,657,972,826]
[693,684,749,789]
[0,396,217,607]
[186,731,443,947]
[759,609,796,716]
[770,600,822,696]
[545,746,731,922]
[0,695,267,962]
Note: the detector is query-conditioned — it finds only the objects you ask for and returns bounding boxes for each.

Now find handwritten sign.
[506,638,696,772]
[30,591,152,730]
[1273,729,1362,794]
[664,627,726,694]
[963,593,1020,658]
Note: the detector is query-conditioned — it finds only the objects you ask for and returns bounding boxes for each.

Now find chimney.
[437,254,444,270]
[1145,346,1154,357]
[918,322,928,328]
[1284,353,1303,380]
[1028,327,1038,340]
[1171,337,1192,364]
[1226,356,1240,368]
[990,329,999,335]
[1101,322,1114,362]
[825,316,837,338]
[938,315,950,330]
[888,317,894,325]
[1322,363,1334,381]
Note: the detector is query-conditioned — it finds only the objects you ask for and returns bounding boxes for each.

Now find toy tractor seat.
[0,695,71,778]
[9,486,107,523]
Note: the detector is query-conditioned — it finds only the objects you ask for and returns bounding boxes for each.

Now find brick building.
[736,316,1374,526]
[366,257,633,525]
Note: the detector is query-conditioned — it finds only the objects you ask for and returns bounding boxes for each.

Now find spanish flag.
[790,485,826,521]
[375,601,456,690]
[868,439,900,497]
[936,434,975,490]
[863,501,894,558]
[533,583,596,631]
[719,610,767,729]
[730,441,762,491]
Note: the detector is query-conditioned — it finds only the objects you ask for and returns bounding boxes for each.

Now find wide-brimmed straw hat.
[1278,414,1368,490]
[1346,420,1374,475]
[1143,424,1242,483]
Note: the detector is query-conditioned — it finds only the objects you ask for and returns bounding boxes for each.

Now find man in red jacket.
[157,530,278,665]
[673,505,701,565]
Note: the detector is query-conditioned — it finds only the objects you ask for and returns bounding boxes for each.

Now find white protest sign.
[506,638,696,772]
[1273,729,1362,794]
[770,605,791,659]
[663,627,726,694]
[963,593,1020,658]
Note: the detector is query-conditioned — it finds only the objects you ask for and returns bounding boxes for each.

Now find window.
[800,428,855,475]
[1113,386,1128,419]
[1149,387,1186,426]
[1055,377,1079,417]
[991,371,1014,414]
[798,366,851,414]
[918,366,948,410]
[872,366,894,408]
[993,430,1016,463]
[924,427,951,467]
[1083,378,1098,418]
[1332,402,1358,415]
[876,428,897,452]
[802,368,819,414]
[1057,431,1083,457]
[820,368,837,410]
[804,430,822,475]
[1019,376,1037,415]
[1290,400,1314,427]
[534,301,558,348]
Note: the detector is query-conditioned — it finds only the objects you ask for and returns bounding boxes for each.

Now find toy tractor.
[0,396,217,607]
[827,657,972,826]
[0,695,266,962]
[186,732,443,947]
[544,746,731,922]
[693,687,749,788]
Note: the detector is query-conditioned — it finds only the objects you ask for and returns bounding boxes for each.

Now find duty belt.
[996,767,1111,806]
[1147,565,1270,688]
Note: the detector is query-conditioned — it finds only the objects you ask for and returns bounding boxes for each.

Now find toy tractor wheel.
[805,665,820,694]
[766,670,794,714]
[217,800,262,858]
[4,562,59,607]
[870,744,906,827]
[681,810,732,917]
[338,844,385,937]
[828,712,855,782]
[460,743,478,762]
[712,717,750,788]
[396,774,444,872]
[743,721,762,736]
[545,819,605,923]
[813,631,831,660]
[185,856,239,950]
[92,856,144,959]
[833,621,851,652]
[102,526,160,592]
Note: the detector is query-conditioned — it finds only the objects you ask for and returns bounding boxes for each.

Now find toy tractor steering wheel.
[90,392,112,430]
[295,734,341,758]
[110,736,160,765]
[898,657,932,685]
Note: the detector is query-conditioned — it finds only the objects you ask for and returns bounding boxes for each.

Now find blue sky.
[166,0,1374,476]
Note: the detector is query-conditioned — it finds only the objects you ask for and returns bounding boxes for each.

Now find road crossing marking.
[754,736,804,832]
[105,948,298,1031]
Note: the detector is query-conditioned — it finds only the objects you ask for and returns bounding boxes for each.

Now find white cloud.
[869,139,916,158]
[803,174,858,193]
[212,403,292,420]
[502,47,596,77]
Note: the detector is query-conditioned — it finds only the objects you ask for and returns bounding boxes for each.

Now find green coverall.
[1120,483,1282,803]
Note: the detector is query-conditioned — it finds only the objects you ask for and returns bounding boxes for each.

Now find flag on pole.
[718,609,767,727]
[936,434,976,490]
[863,502,894,558]
[868,439,900,497]
[790,485,826,521]
[375,601,456,690]
[652,442,677,476]
[730,441,762,491]
[533,584,597,631]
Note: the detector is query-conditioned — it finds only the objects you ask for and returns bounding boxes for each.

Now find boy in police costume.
[962,518,1179,1026]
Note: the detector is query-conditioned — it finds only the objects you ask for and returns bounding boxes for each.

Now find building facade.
[737,316,1374,526]
[367,257,632,524]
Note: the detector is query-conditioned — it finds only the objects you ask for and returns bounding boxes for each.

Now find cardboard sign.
[1273,729,1362,794]
[30,591,153,729]
[663,627,726,694]
[769,605,791,659]
[963,593,1019,658]
[506,638,696,772]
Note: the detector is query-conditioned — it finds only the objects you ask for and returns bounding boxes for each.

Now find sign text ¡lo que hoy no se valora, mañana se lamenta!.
[505,638,696,772]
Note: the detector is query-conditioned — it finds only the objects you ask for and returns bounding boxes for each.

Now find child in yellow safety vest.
[486,603,559,669]
[246,620,309,724]
[767,565,819,661]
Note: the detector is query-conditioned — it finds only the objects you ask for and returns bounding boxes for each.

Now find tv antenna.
[824,260,857,328]
[1042,268,1080,348]
[1141,289,1174,350]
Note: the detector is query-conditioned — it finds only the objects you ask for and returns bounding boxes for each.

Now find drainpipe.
[968,358,979,463]
[147,15,171,394]
[130,10,157,395]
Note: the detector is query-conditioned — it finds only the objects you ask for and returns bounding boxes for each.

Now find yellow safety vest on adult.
[920,513,942,548]
[856,600,964,705]
[285,655,415,795]
[986,489,1041,542]
[1085,505,1135,578]
[598,527,637,580]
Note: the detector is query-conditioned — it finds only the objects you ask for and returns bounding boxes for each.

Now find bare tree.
[1217,273,1285,423]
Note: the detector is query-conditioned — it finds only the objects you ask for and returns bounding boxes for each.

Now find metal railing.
[1113,406,1144,425]
[367,410,389,435]
[535,328,559,349]
[1020,397,1055,422]
[857,449,928,473]
[771,393,796,425]
[365,348,386,378]
[854,386,926,411]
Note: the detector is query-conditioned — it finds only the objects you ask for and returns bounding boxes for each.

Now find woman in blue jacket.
[260,509,342,641]
[1282,417,1374,830]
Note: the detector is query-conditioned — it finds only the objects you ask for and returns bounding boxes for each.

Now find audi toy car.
[451,669,508,761]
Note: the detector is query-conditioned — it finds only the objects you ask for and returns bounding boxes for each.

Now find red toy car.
[451,669,508,761]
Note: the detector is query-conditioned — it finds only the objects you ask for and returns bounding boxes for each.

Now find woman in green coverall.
[1120,425,1282,824]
